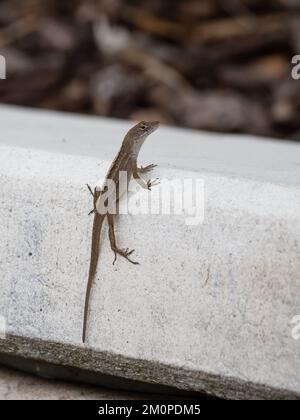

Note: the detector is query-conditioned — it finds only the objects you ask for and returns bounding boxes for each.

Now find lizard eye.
[139,122,147,130]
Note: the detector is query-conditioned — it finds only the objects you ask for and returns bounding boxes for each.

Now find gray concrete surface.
[0,105,299,399]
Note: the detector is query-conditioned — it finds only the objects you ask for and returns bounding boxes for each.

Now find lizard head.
[131,121,160,140]
[124,121,159,154]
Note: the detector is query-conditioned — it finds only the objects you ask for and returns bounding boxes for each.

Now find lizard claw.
[147,178,160,190]
[112,247,139,265]
[86,184,94,196]
[87,184,101,198]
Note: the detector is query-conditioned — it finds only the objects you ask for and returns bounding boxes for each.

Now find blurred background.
[0,0,300,140]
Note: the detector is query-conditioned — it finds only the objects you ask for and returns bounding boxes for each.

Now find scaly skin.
[82,121,159,343]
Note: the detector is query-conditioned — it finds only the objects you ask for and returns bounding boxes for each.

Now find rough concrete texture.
[0,365,162,400]
[0,105,299,399]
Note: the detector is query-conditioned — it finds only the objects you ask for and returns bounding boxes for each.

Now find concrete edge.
[0,353,209,398]
[0,335,298,400]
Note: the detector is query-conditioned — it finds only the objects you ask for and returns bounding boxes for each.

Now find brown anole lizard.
[82,121,160,343]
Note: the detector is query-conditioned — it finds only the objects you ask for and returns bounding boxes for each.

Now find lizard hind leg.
[86,184,102,215]
[107,214,139,265]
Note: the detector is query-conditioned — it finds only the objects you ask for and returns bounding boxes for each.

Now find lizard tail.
[82,213,105,343]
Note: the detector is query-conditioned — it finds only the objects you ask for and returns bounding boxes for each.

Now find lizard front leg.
[107,213,139,265]
[137,164,157,174]
[133,166,159,191]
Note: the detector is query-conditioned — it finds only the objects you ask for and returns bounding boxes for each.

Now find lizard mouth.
[150,121,160,132]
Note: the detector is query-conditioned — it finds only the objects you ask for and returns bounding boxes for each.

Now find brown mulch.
[0,0,300,140]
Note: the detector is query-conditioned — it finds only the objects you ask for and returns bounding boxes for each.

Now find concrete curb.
[0,105,299,399]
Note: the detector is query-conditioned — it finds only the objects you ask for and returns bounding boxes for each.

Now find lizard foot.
[112,247,139,265]
[87,184,101,215]
[147,178,160,190]
[138,164,157,174]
